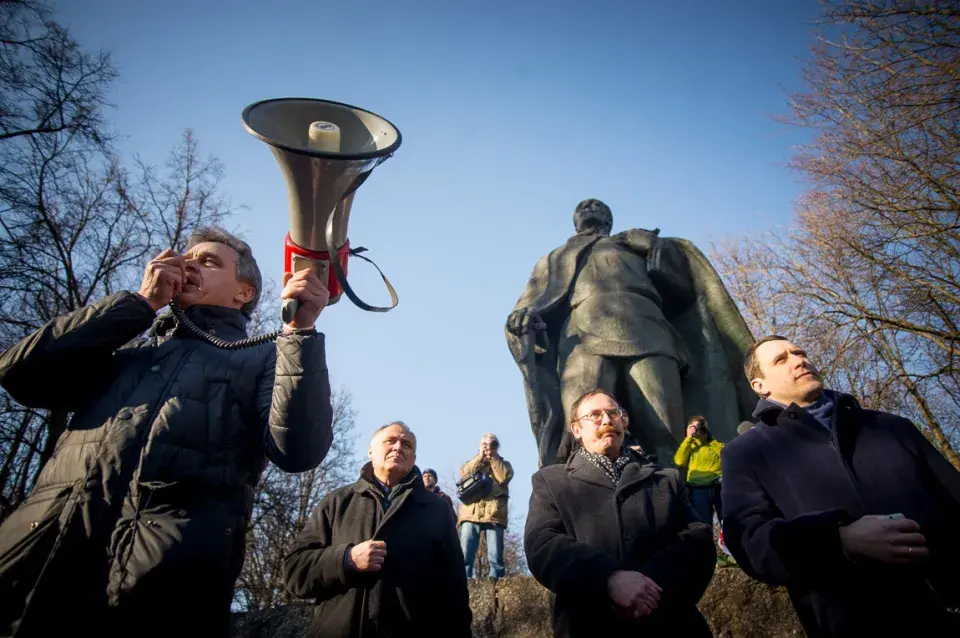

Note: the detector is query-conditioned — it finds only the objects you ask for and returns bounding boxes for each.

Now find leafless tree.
[0,1,235,514]
[0,0,114,145]
[234,386,360,610]
[787,1,960,353]
[244,279,282,338]
[121,128,236,252]
[0,394,43,520]
[709,1,960,468]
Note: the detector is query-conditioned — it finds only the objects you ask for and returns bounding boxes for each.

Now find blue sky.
[54,0,818,528]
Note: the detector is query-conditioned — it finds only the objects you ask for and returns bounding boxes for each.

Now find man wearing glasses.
[524,389,716,636]
[457,434,514,580]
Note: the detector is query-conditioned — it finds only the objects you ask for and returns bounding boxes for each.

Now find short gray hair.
[185,226,262,317]
[371,421,416,446]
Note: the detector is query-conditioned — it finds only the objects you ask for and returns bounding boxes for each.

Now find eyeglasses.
[576,408,624,424]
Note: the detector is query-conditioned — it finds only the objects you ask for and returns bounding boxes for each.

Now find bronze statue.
[505,199,757,467]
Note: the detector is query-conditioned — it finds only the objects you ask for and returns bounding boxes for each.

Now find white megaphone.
[241,97,402,322]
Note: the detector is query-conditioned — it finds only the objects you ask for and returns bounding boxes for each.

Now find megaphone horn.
[241,98,402,320]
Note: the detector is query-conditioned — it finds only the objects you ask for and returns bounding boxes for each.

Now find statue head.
[573,199,613,236]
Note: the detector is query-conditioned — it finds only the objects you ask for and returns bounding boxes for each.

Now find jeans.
[460,521,505,578]
[689,483,722,525]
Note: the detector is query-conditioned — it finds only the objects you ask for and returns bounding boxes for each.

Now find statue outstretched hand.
[507,307,547,336]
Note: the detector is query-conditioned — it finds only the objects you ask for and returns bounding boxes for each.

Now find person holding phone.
[722,336,960,636]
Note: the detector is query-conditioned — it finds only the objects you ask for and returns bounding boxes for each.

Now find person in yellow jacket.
[674,416,725,525]
[457,433,513,579]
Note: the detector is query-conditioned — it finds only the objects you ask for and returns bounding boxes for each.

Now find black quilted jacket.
[0,292,333,637]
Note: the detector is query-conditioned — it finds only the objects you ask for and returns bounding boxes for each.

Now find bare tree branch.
[710,1,959,465]
[0,1,237,513]
[233,387,361,610]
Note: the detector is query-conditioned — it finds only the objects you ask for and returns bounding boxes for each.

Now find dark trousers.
[688,483,722,525]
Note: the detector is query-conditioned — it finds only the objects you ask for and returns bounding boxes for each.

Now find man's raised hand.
[138,249,186,312]
[281,268,330,331]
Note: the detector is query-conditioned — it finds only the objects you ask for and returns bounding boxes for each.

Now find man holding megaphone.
[0,226,334,638]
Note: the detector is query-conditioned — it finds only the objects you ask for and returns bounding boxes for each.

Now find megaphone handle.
[325,181,399,313]
[281,298,300,324]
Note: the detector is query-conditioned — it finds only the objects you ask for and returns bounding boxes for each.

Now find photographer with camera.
[674,416,725,526]
[457,434,513,580]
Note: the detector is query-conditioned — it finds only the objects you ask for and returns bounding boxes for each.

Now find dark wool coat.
[284,464,472,637]
[427,486,454,511]
[721,391,960,637]
[0,293,333,637]
[524,450,716,637]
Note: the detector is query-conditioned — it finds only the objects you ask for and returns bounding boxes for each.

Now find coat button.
[30,521,39,530]
[225,528,232,536]
[150,365,160,373]
[787,411,797,419]
[117,410,132,420]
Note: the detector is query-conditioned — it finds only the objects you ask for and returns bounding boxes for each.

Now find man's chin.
[802,378,824,394]
[385,460,409,472]
[791,380,825,405]
[173,292,201,308]
[596,437,622,452]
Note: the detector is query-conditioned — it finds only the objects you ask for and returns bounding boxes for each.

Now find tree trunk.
[905,381,960,470]
[0,409,36,503]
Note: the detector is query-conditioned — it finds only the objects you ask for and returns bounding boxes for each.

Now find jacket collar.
[353,463,429,503]
[753,388,861,427]
[566,447,656,490]
[151,304,249,342]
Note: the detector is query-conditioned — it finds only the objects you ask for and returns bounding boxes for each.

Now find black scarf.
[578,445,632,485]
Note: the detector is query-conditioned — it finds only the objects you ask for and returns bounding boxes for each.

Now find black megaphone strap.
[325,160,399,312]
